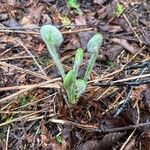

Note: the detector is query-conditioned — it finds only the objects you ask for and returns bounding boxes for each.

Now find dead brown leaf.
[77,132,125,150]
[75,15,87,26]
[121,0,142,7]
[7,0,16,7]
[105,45,123,61]
[36,43,45,54]
[20,6,44,25]
[112,38,138,54]
[143,88,150,112]
[141,131,150,150]
[17,73,26,84]
[124,138,136,150]
[131,85,147,101]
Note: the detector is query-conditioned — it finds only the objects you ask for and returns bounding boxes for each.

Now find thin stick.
[49,118,150,133]
[112,73,150,84]
[94,80,150,87]
[0,28,94,35]
[0,56,32,61]
[123,14,142,44]
[18,40,47,76]
[62,28,94,34]
[5,126,10,150]
[0,26,41,30]
[0,48,12,57]
[0,29,40,35]
[1,117,150,133]
[0,24,90,30]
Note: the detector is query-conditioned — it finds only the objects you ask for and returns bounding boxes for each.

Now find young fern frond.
[40,25,65,79]
[40,25,103,105]
[84,33,103,82]
[76,79,86,99]
[63,70,75,89]
[84,52,97,82]
[63,70,76,104]
[73,48,84,78]
[47,45,65,79]
[87,33,103,54]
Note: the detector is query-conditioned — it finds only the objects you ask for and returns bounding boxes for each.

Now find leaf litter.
[0,0,150,149]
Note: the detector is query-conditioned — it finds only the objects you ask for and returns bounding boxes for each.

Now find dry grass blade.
[0,83,60,91]
[11,93,57,111]
[0,61,50,80]
[5,126,10,150]
[0,113,55,127]
[0,110,47,114]
[92,46,146,83]
[0,109,50,127]
[0,77,60,104]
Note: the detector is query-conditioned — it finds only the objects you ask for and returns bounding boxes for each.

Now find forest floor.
[0,0,150,149]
